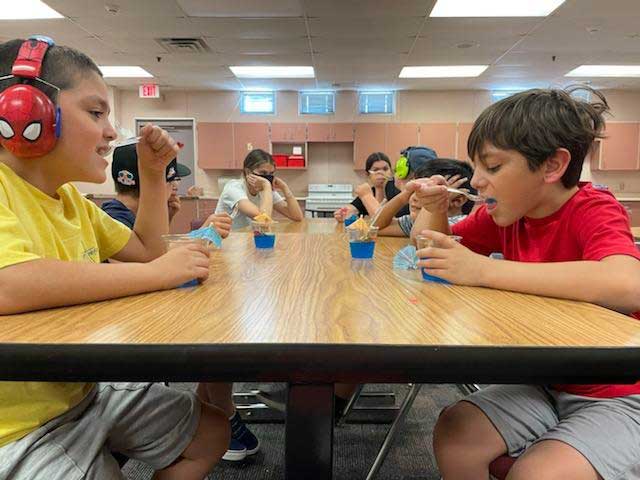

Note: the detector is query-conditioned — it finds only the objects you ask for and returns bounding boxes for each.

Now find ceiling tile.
[301,0,436,18]
[190,17,308,38]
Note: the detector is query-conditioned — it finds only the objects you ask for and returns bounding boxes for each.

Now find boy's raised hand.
[136,124,180,175]
[151,243,211,289]
[405,175,449,213]
[203,212,232,238]
[416,229,490,286]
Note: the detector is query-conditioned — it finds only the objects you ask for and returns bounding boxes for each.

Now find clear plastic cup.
[348,226,379,259]
[161,234,208,288]
[416,234,462,283]
[251,220,276,249]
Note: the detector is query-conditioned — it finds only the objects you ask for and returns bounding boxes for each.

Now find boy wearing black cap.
[103,142,231,237]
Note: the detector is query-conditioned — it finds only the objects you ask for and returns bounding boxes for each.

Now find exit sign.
[139,84,159,98]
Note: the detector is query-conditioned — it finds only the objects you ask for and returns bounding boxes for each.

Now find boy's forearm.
[481,256,640,313]
[378,221,405,237]
[376,191,410,229]
[359,193,380,216]
[411,208,451,243]
[0,259,165,315]
[134,171,169,259]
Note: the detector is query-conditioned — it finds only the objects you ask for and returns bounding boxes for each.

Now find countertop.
[84,193,308,201]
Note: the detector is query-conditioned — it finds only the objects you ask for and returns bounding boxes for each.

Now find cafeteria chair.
[350,383,481,479]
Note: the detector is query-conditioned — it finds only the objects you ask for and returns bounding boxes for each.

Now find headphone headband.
[12,36,54,80]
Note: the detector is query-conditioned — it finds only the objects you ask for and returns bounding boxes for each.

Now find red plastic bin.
[273,154,288,167]
[287,155,305,167]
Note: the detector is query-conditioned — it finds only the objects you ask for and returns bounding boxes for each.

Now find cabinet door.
[169,198,198,234]
[420,123,457,159]
[197,122,234,169]
[307,123,331,142]
[620,201,640,228]
[600,122,640,170]
[233,123,270,168]
[354,123,386,169]
[331,123,354,142]
[270,123,306,142]
[386,123,419,164]
[456,122,474,161]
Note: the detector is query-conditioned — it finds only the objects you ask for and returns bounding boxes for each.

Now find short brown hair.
[468,86,609,188]
[0,39,102,101]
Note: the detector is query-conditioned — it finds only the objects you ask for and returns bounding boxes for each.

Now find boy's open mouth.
[96,146,111,157]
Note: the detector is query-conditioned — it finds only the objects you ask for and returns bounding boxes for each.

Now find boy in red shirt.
[411,87,640,479]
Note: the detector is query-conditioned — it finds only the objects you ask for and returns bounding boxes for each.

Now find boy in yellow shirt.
[0,37,229,479]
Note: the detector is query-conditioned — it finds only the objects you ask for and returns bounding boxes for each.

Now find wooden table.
[632,227,640,239]
[3,219,640,479]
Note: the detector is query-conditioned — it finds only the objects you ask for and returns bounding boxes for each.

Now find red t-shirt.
[452,183,640,398]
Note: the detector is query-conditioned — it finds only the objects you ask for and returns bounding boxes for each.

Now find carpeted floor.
[123,383,463,480]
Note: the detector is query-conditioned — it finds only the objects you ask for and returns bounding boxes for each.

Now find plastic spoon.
[446,187,496,205]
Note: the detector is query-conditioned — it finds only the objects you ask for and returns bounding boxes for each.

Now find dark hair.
[468,86,609,188]
[243,149,274,172]
[365,152,391,172]
[0,39,103,101]
[414,158,476,214]
[114,183,139,197]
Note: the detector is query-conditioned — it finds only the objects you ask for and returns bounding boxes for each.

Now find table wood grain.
[3,223,639,349]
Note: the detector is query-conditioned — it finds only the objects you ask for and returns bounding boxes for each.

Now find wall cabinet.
[307,123,354,142]
[420,123,457,159]
[597,122,640,171]
[197,123,234,169]
[270,123,307,142]
[353,123,386,169]
[456,122,474,162]
[233,123,270,168]
[385,123,419,163]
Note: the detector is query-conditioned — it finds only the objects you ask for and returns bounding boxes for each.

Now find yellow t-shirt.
[0,163,132,447]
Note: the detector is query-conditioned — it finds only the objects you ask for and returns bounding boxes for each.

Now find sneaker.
[222,438,247,462]
[254,387,287,413]
[229,411,260,455]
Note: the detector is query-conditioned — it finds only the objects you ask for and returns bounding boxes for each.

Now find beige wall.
[76,88,640,197]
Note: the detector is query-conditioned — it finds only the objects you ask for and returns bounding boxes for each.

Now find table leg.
[285,383,334,480]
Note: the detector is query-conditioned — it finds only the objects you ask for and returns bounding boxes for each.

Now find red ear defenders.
[0,36,61,158]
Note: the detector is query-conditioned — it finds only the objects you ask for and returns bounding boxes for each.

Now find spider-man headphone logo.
[0,36,61,158]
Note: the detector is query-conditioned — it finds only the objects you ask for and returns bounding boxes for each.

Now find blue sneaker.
[222,438,247,462]
[229,411,260,455]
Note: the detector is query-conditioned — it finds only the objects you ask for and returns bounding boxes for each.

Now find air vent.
[156,37,211,54]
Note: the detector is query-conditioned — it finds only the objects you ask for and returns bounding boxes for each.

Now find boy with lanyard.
[0,37,229,479]
[412,87,640,480]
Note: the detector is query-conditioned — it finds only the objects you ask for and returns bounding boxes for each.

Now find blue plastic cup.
[161,234,208,288]
[416,234,462,284]
[251,221,276,249]
[348,226,379,259]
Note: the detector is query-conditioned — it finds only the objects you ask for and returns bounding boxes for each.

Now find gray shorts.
[464,385,640,480]
[0,382,201,480]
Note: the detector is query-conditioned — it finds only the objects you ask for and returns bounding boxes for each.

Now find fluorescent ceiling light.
[399,65,488,78]
[430,0,565,17]
[0,0,63,19]
[230,66,315,78]
[566,65,640,77]
[99,66,153,78]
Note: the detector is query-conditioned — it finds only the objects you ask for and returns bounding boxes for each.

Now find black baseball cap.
[111,142,191,188]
